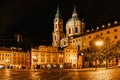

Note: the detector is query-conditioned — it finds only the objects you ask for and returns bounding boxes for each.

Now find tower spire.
[55,5,61,18]
[73,5,76,13]
[72,5,78,17]
[57,5,59,14]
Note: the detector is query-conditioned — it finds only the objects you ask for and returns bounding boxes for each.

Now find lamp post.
[96,41,103,49]
[95,40,103,69]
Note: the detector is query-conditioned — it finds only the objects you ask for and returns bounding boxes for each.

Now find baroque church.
[52,5,120,52]
[17,6,120,69]
[52,6,85,48]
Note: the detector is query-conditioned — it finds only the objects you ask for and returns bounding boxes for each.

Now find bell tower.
[52,6,65,47]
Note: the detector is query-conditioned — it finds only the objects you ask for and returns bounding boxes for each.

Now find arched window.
[64,41,66,45]
[69,28,71,34]
[59,24,61,29]
[55,24,57,29]
[54,35,56,40]
[75,27,78,33]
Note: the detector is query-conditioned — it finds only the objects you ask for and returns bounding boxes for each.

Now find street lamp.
[96,40,103,48]
[95,40,104,69]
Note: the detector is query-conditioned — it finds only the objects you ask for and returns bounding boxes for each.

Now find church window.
[55,24,57,29]
[59,19,62,22]
[60,36,62,40]
[69,28,71,34]
[64,41,66,45]
[59,24,61,29]
[75,27,78,33]
[55,19,57,22]
[54,36,56,40]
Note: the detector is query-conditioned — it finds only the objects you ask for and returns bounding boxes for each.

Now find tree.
[112,41,120,65]
[83,35,120,68]
[83,35,104,68]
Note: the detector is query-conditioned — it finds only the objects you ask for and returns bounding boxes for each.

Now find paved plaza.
[0,68,120,80]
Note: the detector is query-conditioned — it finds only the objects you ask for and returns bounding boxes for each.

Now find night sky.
[1,0,120,46]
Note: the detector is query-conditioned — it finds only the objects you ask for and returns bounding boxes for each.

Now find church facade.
[30,6,120,69]
[52,6,85,48]
[52,6,120,67]
[52,6,120,52]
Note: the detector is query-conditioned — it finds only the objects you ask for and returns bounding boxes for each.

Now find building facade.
[52,6,85,48]
[64,46,78,68]
[52,6,120,51]
[0,47,30,69]
[52,6,120,67]
[31,45,83,69]
[31,45,64,69]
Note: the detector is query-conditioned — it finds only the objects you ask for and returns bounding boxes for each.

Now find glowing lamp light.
[95,40,103,47]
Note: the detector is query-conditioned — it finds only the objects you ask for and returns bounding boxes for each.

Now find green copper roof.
[55,5,62,18]
[72,5,78,18]
[67,5,80,23]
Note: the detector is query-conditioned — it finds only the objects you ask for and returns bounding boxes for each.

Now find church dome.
[66,6,82,38]
[67,17,80,24]
[66,6,80,25]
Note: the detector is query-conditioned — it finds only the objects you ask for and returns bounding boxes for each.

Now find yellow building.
[31,45,64,69]
[69,22,120,67]
[70,21,120,50]
[12,51,30,69]
[64,46,78,68]
[52,6,120,68]
[0,47,30,69]
[52,6,120,51]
